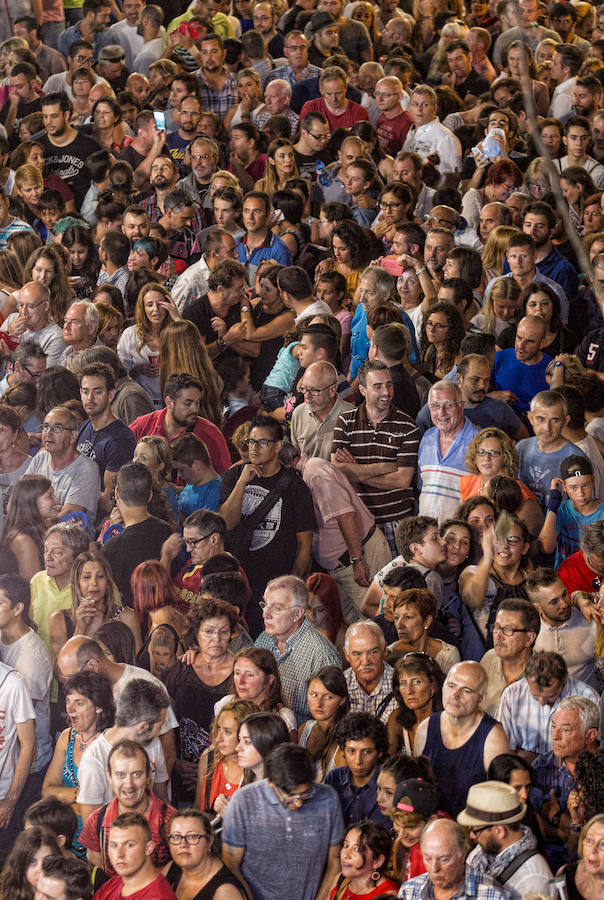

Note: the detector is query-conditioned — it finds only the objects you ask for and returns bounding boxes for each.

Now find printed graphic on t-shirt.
[242,485,282,551]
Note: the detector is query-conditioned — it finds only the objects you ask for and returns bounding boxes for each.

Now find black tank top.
[165,862,245,899]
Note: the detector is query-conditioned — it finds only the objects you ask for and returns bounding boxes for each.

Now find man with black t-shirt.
[103,462,173,608]
[39,92,101,206]
[444,40,490,103]
[219,413,316,635]
[183,258,248,361]
[0,63,42,140]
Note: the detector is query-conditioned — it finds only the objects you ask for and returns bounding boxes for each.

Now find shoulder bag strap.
[497,848,539,884]
[238,467,296,536]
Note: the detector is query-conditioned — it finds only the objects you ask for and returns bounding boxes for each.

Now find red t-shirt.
[299,97,369,131]
[376,110,412,156]
[129,408,231,474]
[95,873,177,900]
[557,550,597,594]
[79,792,176,875]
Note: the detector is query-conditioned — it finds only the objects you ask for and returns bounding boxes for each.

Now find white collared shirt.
[403,117,462,175]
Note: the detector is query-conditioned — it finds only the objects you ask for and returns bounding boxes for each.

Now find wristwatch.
[350,557,363,565]
[241,305,250,313]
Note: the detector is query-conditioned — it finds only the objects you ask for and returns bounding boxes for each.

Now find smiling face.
[107,750,149,809]
[36,485,60,522]
[359,368,394,415]
[474,435,505,478]
[532,579,572,625]
[442,524,471,568]
[26,845,55,889]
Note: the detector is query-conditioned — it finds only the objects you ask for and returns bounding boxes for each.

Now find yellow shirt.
[30,571,72,655]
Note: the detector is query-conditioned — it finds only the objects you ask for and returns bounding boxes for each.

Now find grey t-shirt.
[223,779,344,900]
[3,314,66,367]
[26,450,101,526]
[517,438,588,510]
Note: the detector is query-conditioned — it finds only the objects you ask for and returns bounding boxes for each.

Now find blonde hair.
[159,320,223,426]
[480,277,522,333]
[464,427,519,477]
[14,164,43,189]
[134,282,172,351]
[210,170,239,190]
[481,225,521,274]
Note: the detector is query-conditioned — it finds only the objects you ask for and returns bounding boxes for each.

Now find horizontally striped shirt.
[418,418,478,524]
[331,403,419,524]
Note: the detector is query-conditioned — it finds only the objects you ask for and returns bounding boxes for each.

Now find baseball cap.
[560,454,593,480]
[392,779,438,819]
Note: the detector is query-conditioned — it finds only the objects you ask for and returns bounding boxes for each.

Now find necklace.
[222,757,240,791]
[78,730,100,752]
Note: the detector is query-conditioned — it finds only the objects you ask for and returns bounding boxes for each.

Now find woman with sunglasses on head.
[164,809,246,900]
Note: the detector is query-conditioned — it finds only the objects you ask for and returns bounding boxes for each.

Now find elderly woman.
[30,524,90,654]
[557,813,604,900]
[349,266,397,381]
[388,588,460,674]
[163,597,238,800]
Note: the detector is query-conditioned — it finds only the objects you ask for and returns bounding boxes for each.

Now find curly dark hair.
[574,747,604,820]
[334,711,389,757]
[420,301,465,374]
[331,220,374,271]
[343,820,393,874]
[185,597,239,647]
[391,653,444,731]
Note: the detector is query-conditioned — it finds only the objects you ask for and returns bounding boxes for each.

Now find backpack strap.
[375,692,395,721]
[497,848,539,884]
[95,803,110,868]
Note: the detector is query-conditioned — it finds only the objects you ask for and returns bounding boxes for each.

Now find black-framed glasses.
[299,383,336,397]
[184,533,216,549]
[492,625,529,636]
[306,129,330,141]
[21,363,43,380]
[245,438,277,449]
[168,833,208,845]
[273,784,314,807]
[470,824,493,835]
[41,423,76,434]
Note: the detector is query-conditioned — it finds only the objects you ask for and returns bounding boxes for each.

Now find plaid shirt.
[195,68,239,118]
[252,106,300,132]
[141,193,205,236]
[255,617,342,725]
[264,64,321,88]
[398,865,512,900]
[345,663,397,723]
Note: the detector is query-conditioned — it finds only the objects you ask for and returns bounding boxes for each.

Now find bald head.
[515,315,546,363]
[56,635,101,682]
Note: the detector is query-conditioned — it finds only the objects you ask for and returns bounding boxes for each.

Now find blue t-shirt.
[517,438,588,510]
[492,349,552,415]
[76,419,137,481]
[350,304,419,379]
[554,499,604,568]
[177,477,222,518]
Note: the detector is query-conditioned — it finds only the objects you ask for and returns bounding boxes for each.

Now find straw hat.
[457,781,526,828]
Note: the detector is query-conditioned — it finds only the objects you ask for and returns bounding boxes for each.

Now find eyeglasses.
[299,383,336,397]
[306,130,330,141]
[191,154,213,161]
[41,423,76,434]
[17,299,46,312]
[273,784,314,806]
[73,54,94,63]
[470,824,493,836]
[183,533,215,549]
[492,624,529,636]
[168,833,208,845]
[380,201,403,210]
[476,448,502,457]
[245,438,277,449]
[200,627,231,640]
[259,601,294,614]
[426,321,448,330]
[21,363,43,380]
[285,44,307,51]
[502,535,523,546]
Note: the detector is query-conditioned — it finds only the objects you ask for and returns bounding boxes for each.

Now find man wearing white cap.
[458,781,553,900]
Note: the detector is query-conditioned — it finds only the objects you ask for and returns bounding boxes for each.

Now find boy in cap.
[538,454,604,567]
[389,778,439,882]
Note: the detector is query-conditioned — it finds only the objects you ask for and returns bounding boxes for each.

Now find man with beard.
[571,75,601,123]
[142,157,203,238]
[423,228,455,285]
[165,96,202,177]
[119,109,165,195]
[183,258,247,361]
[39,92,102,207]
[157,189,202,266]
[518,202,579,301]
[253,1,284,57]
[104,0,144,68]
[131,5,164,76]
[177,135,219,212]
[77,364,137,518]
[58,0,111,60]
[195,33,238,119]
[478,202,511,244]
[80,741,176,874]
[129,373,231,473]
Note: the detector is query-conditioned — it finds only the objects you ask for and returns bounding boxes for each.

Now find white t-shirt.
[113,664,178,733]
[0,662,35,799]
[77,731,168,806]
[0,629,52,772]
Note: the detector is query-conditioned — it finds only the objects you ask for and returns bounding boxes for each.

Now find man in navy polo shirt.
[236,191,292,284]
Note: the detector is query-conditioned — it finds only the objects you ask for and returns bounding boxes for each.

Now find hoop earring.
[371,870,380,882]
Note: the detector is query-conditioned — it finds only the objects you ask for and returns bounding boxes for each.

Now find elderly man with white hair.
[58,300,102,366]
[343,620,397,723]
[414,661,510,816]
[252,79,300,132]
[255,575,342,725]
[418,380,479,524]
[399,818,511,900]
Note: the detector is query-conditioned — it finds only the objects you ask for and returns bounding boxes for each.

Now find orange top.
[459,474,536,503]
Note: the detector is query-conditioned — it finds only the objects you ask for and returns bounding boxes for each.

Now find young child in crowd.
[171,432,222,520]
[539,455,604,567]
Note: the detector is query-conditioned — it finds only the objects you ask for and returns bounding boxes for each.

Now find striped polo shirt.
[331,403,419,524]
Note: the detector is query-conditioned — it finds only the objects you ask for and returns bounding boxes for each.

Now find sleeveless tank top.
[165,862,245,899]
[424,711,498,816]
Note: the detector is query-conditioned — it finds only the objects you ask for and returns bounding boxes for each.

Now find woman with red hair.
[131,559,189,646]
[306,573,347,657]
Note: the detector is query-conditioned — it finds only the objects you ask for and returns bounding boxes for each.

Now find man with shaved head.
[413,661,510,816]
[375,76,411,156]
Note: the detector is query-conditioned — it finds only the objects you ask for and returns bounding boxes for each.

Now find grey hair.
[344,620,386,652]
[580,521,604,554]
[428,380,463,402]
[44,523,90,559]
[556,696,601,734]
[529,389,568,417]
[13,340,46,365]
[115,677,170,728]
[360,265,394,299]
[265,575,309,609]
[265,78,292,98]
[69,300,99,330]
[410,84,437,103]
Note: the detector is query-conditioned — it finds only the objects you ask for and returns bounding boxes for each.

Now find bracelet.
[552,362,565,368]
[547,488,562,513]
[569,823,582,833]
[350,556,363,565]
[416,266,427,276]
[217,337,227,352]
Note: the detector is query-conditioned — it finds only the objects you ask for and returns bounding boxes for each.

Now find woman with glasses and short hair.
[164,808,246,899]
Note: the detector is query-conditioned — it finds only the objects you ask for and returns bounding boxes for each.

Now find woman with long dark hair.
[0,404,37,511]
[23,245,76,326]
[62,225,101,300]
[329,821,397,898]
[316,220,375,297]
[236,711,289,784]
[1,474,61,578]
[387,653,444,755]
[497,282,577,357]
[419,301,465,381]
[0,826,61,899]
[298,666,350,781]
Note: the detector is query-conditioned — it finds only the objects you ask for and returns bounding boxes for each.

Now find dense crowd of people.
[0,0,603,899]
